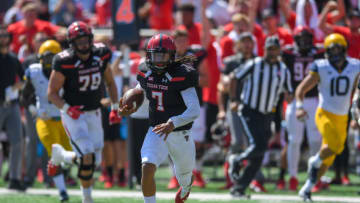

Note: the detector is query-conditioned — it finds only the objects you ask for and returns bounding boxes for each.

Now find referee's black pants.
[233,105,272,192]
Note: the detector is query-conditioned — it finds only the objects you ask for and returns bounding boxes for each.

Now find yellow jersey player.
[296,33,360,202]
[22,40,75,202]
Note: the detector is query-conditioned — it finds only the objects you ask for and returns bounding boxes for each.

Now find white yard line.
[0,188,359,202]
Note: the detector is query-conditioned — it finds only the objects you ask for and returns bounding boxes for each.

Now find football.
[121,88,144,109]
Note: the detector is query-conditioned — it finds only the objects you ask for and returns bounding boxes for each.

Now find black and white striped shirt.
[234,57,293,114]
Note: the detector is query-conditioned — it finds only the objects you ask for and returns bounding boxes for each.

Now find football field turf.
[0,164,360,202]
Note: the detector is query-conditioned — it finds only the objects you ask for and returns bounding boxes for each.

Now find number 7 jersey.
[52,43,111,111]
[310,57,360,115]
[136,63,198,131]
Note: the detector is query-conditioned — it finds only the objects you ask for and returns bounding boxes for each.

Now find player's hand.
[153,120,175,141]
[350,120,359,129]
[117,97,136,116]
[28,104,38,117]
[64,105,83,120]
[109,110,122,125]
[217,110,226,120]
[296,108,308,121]
[230,101,239,112]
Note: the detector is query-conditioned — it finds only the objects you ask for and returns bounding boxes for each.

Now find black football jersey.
[282,45,324,98]
[179,44,207,105]
[137,63,199,131]
[52,43,112,110]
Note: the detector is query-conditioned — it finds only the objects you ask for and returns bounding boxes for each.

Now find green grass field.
[0,163,359,202]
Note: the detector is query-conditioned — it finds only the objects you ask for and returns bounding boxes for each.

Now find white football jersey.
[310,57,360,115]
[26,63,61,118]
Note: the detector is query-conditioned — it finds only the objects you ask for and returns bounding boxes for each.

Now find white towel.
[295,0,324,41]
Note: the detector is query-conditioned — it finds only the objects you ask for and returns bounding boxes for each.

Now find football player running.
[118,34,200,203]
[296,33,360,202]
[48,21,121,203]
[22,40,73,202]
[282,26,324,191]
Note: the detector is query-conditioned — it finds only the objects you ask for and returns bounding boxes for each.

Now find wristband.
[61,103,70,113]
[296,101,304,109]
[111,102,119,110]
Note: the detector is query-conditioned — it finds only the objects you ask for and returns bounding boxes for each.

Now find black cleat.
[230,187,250,199]
[8,179,26,192]
[299,189,313,202]
[59,190,69,202]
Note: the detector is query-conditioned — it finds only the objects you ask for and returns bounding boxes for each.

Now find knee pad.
[78,153,95,181]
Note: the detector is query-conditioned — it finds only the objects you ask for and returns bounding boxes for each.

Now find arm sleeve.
[169,87,200,128]
[234,60,254,81]
[309,62,318,73]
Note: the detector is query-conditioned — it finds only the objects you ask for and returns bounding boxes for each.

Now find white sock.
[311,153,322,168]
[63,151,76,164]
[303,179,314,192]
[287,140,301,177]
[53,173,66,192]
[144,195,156,203]
[81,186,92,198]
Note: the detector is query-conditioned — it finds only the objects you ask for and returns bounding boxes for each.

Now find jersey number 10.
[330,76,349,96]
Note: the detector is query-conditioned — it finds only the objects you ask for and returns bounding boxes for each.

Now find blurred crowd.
[1,0,360,196]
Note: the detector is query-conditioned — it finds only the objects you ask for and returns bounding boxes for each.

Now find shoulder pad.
[92,44,111,60]
[56,49,73,60]
[347,57,360,65]
[314,59,328,68]
[26,63,42,79]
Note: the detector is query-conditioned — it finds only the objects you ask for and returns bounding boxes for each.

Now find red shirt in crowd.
[266,27,294,48]
[149,0,174,30]
[177,23,202,45]
[202,42,220,105]
[287,11,335,31]
[333,26,360,59]
[8,19,60,54]
[221,23,265,58]
[96,0,111,26]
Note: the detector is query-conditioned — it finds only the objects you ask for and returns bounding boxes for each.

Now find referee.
[228,36,293,198]
[0,25,25,191]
